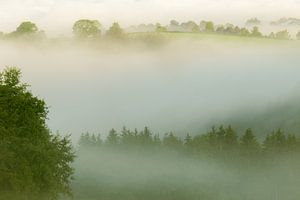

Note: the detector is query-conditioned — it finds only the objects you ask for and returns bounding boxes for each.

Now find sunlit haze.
[0,0,300,35]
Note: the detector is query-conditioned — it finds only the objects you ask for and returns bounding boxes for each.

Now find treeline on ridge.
[78,126,300,161]
[0,19,300,42]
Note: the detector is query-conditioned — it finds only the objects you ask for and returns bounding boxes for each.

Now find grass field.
[128,31,300,48]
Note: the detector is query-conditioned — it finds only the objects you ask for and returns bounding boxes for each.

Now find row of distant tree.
[131,20,299,40]
[78,126,300,160]
[246,17,300,26]
[0,20,125,40]
[1,20,300,40]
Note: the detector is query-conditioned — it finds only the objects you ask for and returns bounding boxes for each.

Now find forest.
[2,66,300,200]
[1,5,300,200]
[78,126,300,158]
[73,126,300,200]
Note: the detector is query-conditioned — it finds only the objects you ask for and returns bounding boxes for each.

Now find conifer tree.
[106,128,119,146]
[240,128,260,156]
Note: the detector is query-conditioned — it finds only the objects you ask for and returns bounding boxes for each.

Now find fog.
[1,22,300,200]
[0,0,300,36]
[0,39,299,139]
[72,147,300,200]
[2,2,300,200]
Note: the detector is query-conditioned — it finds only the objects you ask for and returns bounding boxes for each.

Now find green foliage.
[0,67,75,199]
[205,21,214,32]
[170,20,179,26]
[78,132,102,148]
[74,123,300,200]
[224,24,234,34]
[215,25,225,33]
[269,32,276,39]
[275,29,290,40]
[73,19,102,39]
[240,128,260,157]
[263,129,287,153]
[245,18,261,26]
[224,125,238,147]
[8,21,45,40]
[76,125,300,200]
[16,21,38,34]
[163,132,182,149]
[240,129,259,148]
[155,23,167,32]
[106,128,119,146]
[106,22,125,39]
[215,23,251,36]
[1,19,297,43]
[251,26,262,37]
[184,133,192,146]
[78,125,300,161]
[240,28,250,36]
[180,21,199,32]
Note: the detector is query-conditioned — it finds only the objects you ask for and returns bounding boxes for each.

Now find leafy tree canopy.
[275,29,290,40]
[155,23,167,32]
[16,21,38,34]
[9,21,46,39]
[251,26,262,37]
[205,21,214,32]
[73,19,102,38]
[170,20,179,26]
[246,18,261,26]
[106,22,125,39]
[0,67,74,200]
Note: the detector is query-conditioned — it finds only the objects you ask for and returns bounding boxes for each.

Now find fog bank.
[0,39,299,139]
[72,148,300,200]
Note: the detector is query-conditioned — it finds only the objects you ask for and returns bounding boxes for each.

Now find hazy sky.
[0,0,299,35]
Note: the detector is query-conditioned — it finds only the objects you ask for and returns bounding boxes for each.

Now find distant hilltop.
[271,18,300,26]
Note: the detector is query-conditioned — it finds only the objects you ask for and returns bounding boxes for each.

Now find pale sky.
[0,0,299,35]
